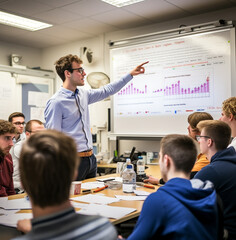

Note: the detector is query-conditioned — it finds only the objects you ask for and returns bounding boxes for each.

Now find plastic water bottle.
[120,158,132,177]
[122,164,136,193]
[136,156,146,182]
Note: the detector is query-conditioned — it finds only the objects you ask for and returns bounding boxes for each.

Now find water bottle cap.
[138,156,143,159]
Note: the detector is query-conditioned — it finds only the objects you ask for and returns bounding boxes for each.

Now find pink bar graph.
[118,83,147,96]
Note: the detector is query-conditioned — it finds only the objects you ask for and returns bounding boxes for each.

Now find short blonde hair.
[222,97,236,120]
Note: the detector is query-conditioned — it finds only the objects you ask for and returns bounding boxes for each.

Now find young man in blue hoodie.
[195,120,236,240]
[127,134,218,240]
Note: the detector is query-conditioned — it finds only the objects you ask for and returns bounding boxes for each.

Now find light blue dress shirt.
[44,73,133,152]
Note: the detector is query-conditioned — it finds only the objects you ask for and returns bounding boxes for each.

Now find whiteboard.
[0,72,20,120]
[110,28,235,136]
[0,69,54,122]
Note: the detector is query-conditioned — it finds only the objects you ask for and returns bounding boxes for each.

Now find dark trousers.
[76,154,97,181]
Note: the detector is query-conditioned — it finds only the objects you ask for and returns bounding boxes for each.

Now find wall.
[0,41,42,68]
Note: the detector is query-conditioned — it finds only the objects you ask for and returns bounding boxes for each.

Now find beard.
[0,148,5,163]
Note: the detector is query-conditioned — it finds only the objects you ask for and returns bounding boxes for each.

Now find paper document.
[134,190,151,196]
[0,196,8,208]
[78,204,136,219]
[71,194,120,205]
[0,209,18,216]
[70,201,88,209]
[97,177,115,182]
[81,182,104,189]
[0,198,31,210]
[0,213,33,227]
[115,195,147,201]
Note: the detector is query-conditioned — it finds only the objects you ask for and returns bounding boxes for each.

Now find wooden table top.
[9,165,161,225]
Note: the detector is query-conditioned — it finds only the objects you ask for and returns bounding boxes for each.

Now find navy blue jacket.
[127,178,217,240]
[195,147,236,240]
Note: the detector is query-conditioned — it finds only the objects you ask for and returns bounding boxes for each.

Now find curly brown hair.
[222,97,236,120]
[55,54,83,82]
[0,120,17,135]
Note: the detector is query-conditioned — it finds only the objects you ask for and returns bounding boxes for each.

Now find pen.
[82,189,92,194]
[143,184,155,189]
[93,185,108,193]
[136,182,155,189]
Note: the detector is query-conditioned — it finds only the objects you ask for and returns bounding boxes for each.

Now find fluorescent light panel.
[101,0,144,7]
[0,11,52,31]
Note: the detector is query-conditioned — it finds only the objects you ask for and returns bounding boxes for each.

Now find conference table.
[2,164,161,239]
[83,164,161,224]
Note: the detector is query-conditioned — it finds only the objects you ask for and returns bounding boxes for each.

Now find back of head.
[197,120,231,151]
[19,129,79,208]
[161,134,197,174]
[8,112,25,122]
[188,112,213,131]
[222,97,236,120]
[25,119,44,132]
[0,119,16,136]
[55,54,83,82]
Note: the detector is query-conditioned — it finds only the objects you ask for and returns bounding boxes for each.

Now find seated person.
[10,120,45,193]
[194,120,236,240]
[126,134,218,240]
[144,112,213,185]
[8,112,26,144]
[219,96,236,150]
[13,130,117,240]
[0,120,16,197]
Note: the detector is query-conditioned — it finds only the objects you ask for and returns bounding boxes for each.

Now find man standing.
[8,112,26,144]
[45,54,148,180]
[0,120,16,197]
[219,97,236,150]
[14,130,117,240]
[127,134,218,240]
[10,120,45,193]
[194,120,236,240]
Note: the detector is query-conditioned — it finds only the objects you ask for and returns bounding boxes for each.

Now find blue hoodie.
[127,178,217,240]
[195,146,236,240]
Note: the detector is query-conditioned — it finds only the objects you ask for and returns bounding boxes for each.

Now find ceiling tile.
[39,25,94,41]
[166,0,233,14]
[0,24,29,36]
[61,0,116,17]
[63,17,119,34]
[0,0,53,16]
[91,8,152,28]
[35,0,82,8]
[34,8,83,24]
[124,0,189,20]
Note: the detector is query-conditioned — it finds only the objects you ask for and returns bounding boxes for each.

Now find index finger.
[137,61,149,67]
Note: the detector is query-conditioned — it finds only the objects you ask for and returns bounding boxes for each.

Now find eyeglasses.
[13,121,25,126]
[196,135,211,142]
[71,67,85,74]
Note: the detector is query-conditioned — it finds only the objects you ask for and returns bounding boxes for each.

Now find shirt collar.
[60,86,79,97]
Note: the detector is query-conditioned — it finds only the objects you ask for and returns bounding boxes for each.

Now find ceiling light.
[0,11,52,31]
[101,0,144,7]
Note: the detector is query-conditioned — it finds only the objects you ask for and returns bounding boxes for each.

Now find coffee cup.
[70,181,82,195]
